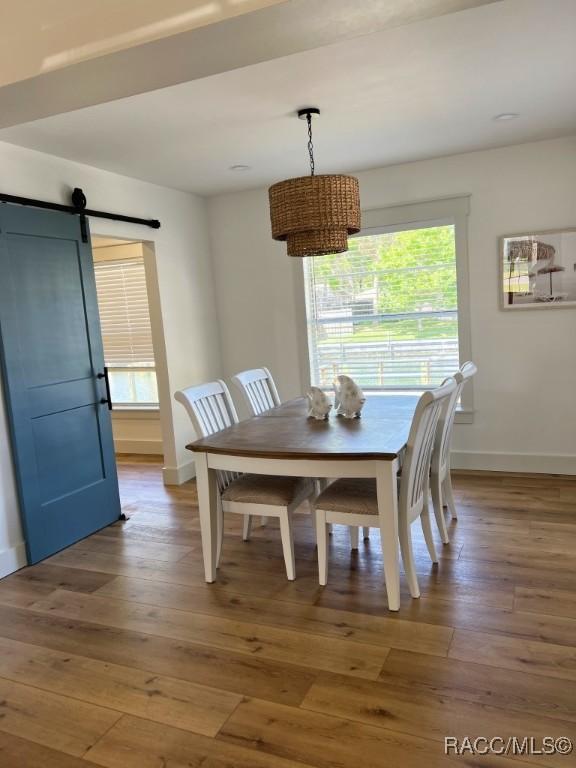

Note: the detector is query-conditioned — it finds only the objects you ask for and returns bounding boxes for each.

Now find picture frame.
[500,228,576,310]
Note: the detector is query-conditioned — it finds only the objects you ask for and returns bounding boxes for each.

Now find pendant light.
[269,108,361,257]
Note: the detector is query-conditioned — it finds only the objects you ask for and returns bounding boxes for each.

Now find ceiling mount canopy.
[269,107,361,257]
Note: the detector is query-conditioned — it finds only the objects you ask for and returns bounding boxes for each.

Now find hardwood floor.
[0,456,575,767]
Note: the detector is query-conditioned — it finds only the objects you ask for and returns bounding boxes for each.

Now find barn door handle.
[97,367,113,411]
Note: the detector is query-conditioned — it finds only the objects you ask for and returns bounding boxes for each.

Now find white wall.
[208,136,576,473]
[0,140,223,574]
[111,412,163,455]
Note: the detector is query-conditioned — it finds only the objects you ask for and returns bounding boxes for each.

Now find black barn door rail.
[0,187,161,242]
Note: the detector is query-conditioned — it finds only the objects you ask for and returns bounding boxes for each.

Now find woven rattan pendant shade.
[269,174,360,257]
[268,108,361,257]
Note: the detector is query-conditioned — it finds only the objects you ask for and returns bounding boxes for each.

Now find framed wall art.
[500,229,576,310]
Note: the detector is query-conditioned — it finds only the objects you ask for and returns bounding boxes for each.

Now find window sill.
[111,407,160,420]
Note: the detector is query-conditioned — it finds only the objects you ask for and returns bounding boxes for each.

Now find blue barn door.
[0,203,121,563]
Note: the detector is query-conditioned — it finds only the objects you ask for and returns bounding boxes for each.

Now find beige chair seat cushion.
[222,474,312,507]
[315,476,400,515]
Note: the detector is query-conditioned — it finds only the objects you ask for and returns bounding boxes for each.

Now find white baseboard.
[114,439,163,455]
[451,451,576,475]
[163,460,196,486]
[0,541,27,578]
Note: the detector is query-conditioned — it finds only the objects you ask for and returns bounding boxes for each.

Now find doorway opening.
[91,235,165,463]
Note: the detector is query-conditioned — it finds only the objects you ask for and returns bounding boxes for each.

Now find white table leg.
[194,452,218,583]
[376,459,400,611]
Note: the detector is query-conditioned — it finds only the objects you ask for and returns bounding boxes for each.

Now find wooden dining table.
[188,394,418,611]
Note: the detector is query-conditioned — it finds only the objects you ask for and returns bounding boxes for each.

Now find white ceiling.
[1,0,574,196]
[0,0,496,128]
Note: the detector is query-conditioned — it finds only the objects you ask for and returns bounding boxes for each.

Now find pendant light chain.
[268,105,360,257]
[306,113,315,176]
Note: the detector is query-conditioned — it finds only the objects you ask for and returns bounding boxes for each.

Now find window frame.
[106,365,159,410]
[293,195,473,422]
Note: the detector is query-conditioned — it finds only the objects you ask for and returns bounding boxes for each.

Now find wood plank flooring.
[0,456,575,767]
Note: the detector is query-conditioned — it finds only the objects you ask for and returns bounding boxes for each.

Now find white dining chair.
[175,380,314,580]
[231,367,281,415]
[232,366,333,532]
[231,367,282,528]
[314,378,456,599]
[430,361,477,543]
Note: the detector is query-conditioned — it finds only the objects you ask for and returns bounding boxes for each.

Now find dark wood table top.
[188,395,419,461]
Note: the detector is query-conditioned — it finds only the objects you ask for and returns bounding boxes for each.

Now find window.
[94,255,158,407]
[300,197,472,412]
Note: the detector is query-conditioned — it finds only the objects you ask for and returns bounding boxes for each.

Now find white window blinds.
[94,256,155,368]
[303,224,460,391]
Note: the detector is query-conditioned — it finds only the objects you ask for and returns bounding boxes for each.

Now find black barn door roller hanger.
[0,187,161,242]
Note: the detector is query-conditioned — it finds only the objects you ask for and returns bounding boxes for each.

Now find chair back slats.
[232,367,281,416]
[434,361,477,474]
[249,381,266,413]
[439,391,458,469]
[411,404,439,508]
[254,378,275,412]
[433,378,460,474]
[400,379,456,521]
[174,380,240,492]
[208,393,231,432]
[196,398,218,434]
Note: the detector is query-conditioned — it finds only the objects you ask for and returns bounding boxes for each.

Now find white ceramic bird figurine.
[333,375,365,419]
[307,387,332,420]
